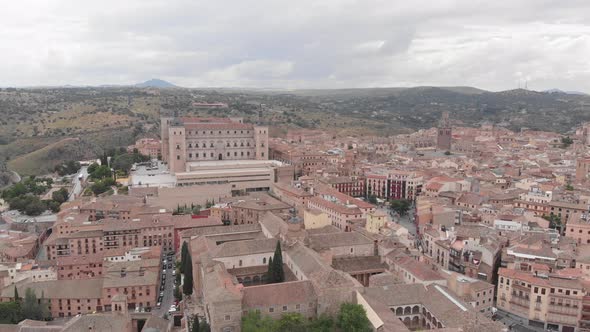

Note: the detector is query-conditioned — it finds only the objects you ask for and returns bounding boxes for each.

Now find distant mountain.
[543,88,588,96]
[135,79,178,88]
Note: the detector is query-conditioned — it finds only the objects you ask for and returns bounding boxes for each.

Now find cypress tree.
[266,257,274,284]
[13,286,19,302]
[183,253,193,295]
[192,315,200,332]
[180,241,188,274]
[272,241,284,283]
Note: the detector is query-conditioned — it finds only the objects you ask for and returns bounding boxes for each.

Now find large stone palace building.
[161,116,269,173]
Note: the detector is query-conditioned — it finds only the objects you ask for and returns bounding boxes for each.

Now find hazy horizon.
[2,1,590,92]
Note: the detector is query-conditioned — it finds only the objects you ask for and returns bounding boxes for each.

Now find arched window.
[263,258,266,264]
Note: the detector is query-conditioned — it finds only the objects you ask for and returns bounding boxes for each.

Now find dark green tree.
[367,195,378,204]
[191,315,200,332]
[336,303,372,332]
[40,291,50,321]
[22,288,42,320]
[272,241,284,283]
[199,320,211,332]
[13,286,19,302]
[390,199,412,216]
[52,188,69,204]
[266,257,274,284]
[0,301,22,324]
[180,241,189,274]
[183,253,193,295]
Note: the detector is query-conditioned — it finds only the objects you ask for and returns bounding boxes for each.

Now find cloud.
[0,0,589,92]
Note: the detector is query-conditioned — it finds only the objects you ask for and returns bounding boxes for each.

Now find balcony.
[509,297,530,309]
[512,283,531,292]
[547,312,578,326]
[547,304,579,317]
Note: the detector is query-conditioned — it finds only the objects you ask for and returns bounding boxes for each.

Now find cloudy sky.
[2,0,590,91]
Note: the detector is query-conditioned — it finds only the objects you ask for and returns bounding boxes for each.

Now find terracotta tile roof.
[242,280,316,308]
[394,257,444,281]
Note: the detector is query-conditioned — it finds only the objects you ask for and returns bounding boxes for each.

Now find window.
[225,315,230,321]
[296,304,300,309]
[269,307,274,313]
[283,305,288,311]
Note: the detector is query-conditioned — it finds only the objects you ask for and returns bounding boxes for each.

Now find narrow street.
[69,166,88,201]
[152,255,176,317]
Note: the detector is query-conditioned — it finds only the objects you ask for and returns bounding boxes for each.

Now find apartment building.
[497,267,585,332]
[318,175,365,198]
[365,170,423,201]
[307,189,375,232]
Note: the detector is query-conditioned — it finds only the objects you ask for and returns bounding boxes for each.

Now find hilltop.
[135,79,178,88]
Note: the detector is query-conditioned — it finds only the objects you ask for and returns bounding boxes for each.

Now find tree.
[191,315,200,332]
[180,241,189,274]
[272,241,284,283]
[561,136,574,148]
[390,199,412,216]
[444,150,452,155]
[13,286,19,302]
[308,314,334,332]
[543,214,563,232]
[266,257,274,284]
[183,253,193,295]
[275,313,306,332]
[174,285,182,302]
[566,183,574,191]
[40,291,50,321]
[89,165,112,180]
[22,288,42,320]
[0,301,22,324]
[241,311,275,332]
[367,195,378,205]
[336,303,372,332]
[192,205,201,215]
[52,188,69,204]
[199,320,211,332]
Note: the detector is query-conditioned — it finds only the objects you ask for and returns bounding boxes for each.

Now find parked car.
[167,263,172,269]
[159,291,164,297]
[168,305,176,313]
[156,302,161,309]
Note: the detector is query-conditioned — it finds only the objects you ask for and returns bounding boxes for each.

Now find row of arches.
[392,305,444,329]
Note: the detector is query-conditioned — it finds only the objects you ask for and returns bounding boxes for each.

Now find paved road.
[494,311,545,332]
[69,166,88,201]
[382,203,417,235]
[153,255,177,317]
